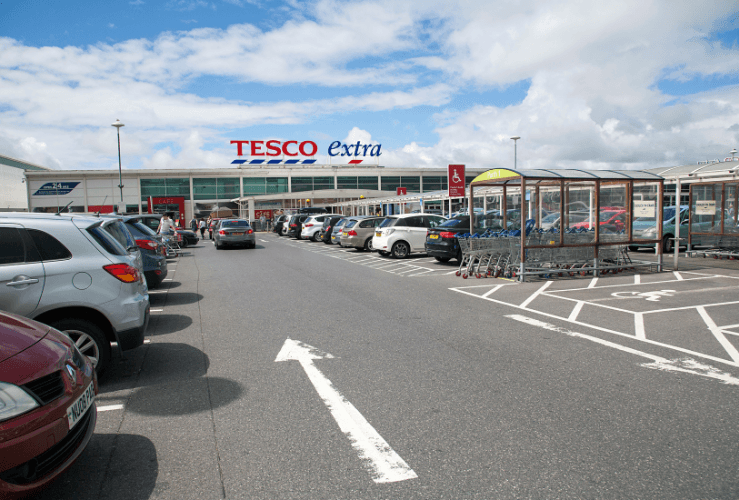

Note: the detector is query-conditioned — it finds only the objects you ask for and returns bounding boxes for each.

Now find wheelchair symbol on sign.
[452,170,462,184]
[611,290,676,302]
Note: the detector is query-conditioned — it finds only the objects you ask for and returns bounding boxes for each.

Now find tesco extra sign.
[231,140,382,158]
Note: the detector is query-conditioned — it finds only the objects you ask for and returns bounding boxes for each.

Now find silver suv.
[0,213,150,374]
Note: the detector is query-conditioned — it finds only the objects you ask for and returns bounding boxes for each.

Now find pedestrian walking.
[259,214,266,232]
[190,217,197,232]
[198,219,206,238]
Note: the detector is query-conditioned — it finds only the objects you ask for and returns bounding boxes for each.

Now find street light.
[111,119,125,207]
[510,136,521,170]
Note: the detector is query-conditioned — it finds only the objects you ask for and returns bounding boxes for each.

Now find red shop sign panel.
[448,164,465,198]
[254,209,273,220]
[396,187,407,195]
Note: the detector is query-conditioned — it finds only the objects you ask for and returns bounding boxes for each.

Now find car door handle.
[7,278,39,287]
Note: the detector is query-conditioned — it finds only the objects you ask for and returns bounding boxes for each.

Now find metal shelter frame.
[687,179,739,253]
[468,168,666,280]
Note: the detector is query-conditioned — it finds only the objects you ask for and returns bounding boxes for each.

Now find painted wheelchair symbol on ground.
[610,289,676,302]
[451,271,739,371]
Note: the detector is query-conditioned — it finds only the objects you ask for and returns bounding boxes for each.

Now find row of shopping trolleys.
[686,235,739,261]
[455,224,636,280]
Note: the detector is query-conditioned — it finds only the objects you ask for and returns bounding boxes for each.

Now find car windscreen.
[345,220,358,228]
[221,220,249,227]
[379,218,396,228]
[438,217,468,228]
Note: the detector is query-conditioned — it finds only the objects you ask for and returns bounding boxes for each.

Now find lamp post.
[111,119,125,207]
[510,136,520,170]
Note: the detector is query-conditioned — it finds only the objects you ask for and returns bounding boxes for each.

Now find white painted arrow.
[275,338,417,483]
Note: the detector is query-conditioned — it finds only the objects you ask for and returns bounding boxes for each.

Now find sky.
[0,0,738,172]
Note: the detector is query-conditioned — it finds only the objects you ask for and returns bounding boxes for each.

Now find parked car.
[122,218,169,288]
[330,218,350,244]
[301,214,340,242]
[373,214,447,258]
[135,214,163,233]
[287,214,311,239]
[570,209,627,232]
[175,228,199,247]
[0,213,150,374]
[214,219,255,249]
[273,214,290,235]
[340,217,385,251]
[0,311,97,498]
[322,216,345,244]
[539,211,590,231]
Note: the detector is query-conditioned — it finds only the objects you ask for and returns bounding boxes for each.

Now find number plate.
[67,381,95,430]
[233,232,243,236]
[429,234,439,239]
[342,231,347,236]
[375,232,381,237]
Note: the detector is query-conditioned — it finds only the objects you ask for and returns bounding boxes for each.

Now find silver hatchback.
[0,213,150,374]
[214,219,256,249]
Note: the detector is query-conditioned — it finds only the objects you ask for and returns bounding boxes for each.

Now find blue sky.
[0,0,737,171]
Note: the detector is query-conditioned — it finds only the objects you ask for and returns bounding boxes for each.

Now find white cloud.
[0,0,738,172]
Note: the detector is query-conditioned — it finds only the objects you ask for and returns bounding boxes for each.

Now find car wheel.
[312,232,322,242]
[391,241,410,259]
[434,256,451,262]
[215,241,221,249]
[364,238,373,252]
[181,240,188,248]
[663,235,673,253]
[50,318,110,375]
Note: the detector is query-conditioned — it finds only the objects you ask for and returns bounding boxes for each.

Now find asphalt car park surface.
[36,232,739,500]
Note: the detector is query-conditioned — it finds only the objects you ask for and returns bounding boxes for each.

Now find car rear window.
[439,218,467,227]
[87,224,127,256]
[334,219,346,228]
[221,220,249,227]
[345,220,358,228]
[103,220,136,250]
[379,218,397,228]
[129,221,157,237]
[27,229,72,261]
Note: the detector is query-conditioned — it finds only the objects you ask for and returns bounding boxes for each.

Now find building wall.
[0,165,28,211]
[25,165,483,219]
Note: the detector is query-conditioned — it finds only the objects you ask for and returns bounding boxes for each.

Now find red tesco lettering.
[231,140,318,157]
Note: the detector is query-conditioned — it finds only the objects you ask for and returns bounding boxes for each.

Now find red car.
[570,209,627,231]
[0,311,97,498]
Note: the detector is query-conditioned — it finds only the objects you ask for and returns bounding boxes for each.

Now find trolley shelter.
[688,180,739,257]
[466,168,666,281]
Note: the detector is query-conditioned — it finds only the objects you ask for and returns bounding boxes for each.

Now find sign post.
[448,164,465,198]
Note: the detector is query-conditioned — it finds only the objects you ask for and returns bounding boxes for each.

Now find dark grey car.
[214,219,256,249]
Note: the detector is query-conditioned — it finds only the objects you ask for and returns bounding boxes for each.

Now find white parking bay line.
[506,314,739,386]
[148,290,168,294]
[97,404,125,412]
[260,239,268,242]
[150,308,164,312]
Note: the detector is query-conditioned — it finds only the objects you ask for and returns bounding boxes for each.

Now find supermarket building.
[24,162,485,221]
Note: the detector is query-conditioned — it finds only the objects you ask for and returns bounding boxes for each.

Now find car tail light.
[305,223,314,228]
[439,232,457,239]
[247,229,253,234]
[136,239,157,251]
[104,264,140,283]
[219,230,226,235]
[347,230,357,236]
[290,224,296,227]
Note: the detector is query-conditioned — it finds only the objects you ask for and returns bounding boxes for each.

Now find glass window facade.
[338,176,358,189]
[141,178,190,200]
[422,176,447,192]
[193,178,239,200]
[358,176,378,190]
[242,177,289,195]
[292,176,334,192]
[380,176,420,192]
